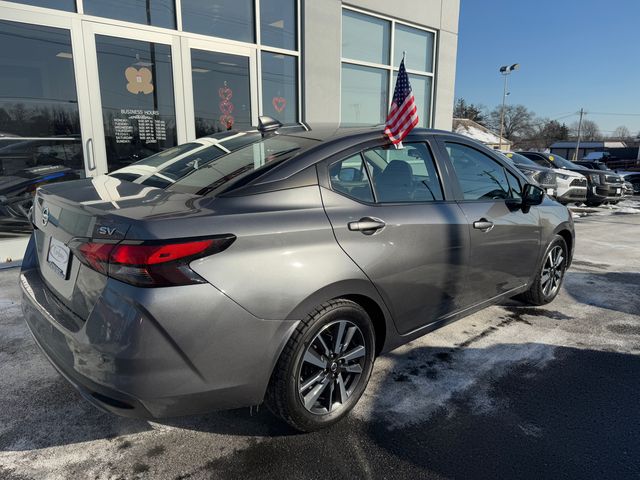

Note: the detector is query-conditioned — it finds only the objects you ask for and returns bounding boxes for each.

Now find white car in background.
[518,152,588,205]
[552,167,589,205]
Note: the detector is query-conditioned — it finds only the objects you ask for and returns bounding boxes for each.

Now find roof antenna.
[257,116,282,136]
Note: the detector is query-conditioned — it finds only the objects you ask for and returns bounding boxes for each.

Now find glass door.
[81,22,187,174]
[181,38,258,140]
[0,5,95,232]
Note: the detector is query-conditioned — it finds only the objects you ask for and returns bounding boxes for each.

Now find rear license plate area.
[47,237,70,280]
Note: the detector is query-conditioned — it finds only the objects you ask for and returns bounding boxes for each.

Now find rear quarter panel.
[189,185,392,324]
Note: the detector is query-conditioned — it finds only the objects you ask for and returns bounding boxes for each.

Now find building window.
[261,52,298,124]
[342,9,390,65]
[84,0,176,29]
[393,24,435,73]
[341,7,436,127]
[191,50,252,136]
[181,0,255,43]
[260,0,297,50]
[5,0,75,11]
[341,64,388,125]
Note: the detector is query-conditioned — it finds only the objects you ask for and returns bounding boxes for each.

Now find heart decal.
[272,97,287,113]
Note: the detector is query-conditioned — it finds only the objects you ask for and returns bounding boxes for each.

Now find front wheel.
[517,235,568,306]
[266,299,376,432]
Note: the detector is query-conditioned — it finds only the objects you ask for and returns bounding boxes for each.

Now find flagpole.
[395,51,407,149]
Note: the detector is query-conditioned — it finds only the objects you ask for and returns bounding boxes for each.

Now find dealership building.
[0,0,459,259]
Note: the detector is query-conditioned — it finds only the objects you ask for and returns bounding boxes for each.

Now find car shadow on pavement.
[563,271,640,317]
[364,343,640,480]
[0,375,153,452]
[196,344,640,480]
[158,407,297,438]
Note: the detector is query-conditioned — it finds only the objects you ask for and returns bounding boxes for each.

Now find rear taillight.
[70,236,235,287]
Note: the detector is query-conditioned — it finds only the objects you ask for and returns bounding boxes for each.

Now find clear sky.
[454,0,640,136]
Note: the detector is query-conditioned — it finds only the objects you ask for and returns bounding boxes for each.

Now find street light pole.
[498,63,520,151]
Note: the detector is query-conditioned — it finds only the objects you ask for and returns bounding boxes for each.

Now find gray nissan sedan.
[20,120,574,432]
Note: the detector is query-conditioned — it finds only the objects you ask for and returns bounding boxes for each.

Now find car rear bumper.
[20,262,298,418]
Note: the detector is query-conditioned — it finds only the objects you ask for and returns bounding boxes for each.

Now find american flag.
[384,58,419,145]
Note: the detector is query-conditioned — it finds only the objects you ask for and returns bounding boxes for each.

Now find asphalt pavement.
[1,201,639,480]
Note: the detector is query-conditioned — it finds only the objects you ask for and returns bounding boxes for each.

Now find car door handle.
[348,217,386,235]
[473,219,494,232]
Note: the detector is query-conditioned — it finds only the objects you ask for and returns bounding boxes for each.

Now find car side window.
[363,143,444,203]
[504,168,522,200]
[445,142,513,201]
[329,154,374,203]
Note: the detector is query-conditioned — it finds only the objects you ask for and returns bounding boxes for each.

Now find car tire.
[517,235,568,306]
[585,201,603,207]
[265,299,376,432]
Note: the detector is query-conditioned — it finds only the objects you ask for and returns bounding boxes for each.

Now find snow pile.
[453,118,509,146]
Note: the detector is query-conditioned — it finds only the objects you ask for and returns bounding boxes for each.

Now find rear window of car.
[110,133,318,195]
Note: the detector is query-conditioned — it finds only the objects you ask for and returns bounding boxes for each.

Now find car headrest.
[377,160,413,187]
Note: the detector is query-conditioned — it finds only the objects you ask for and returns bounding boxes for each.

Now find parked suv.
[500,151,558,198]
[510,152,587,205]
[21,122,574,432]
[521,152,622,207]
[618,171,640,195]
[574,160,627,204]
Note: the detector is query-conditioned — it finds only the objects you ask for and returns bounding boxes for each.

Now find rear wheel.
[266,299,375,432]
[517,235,568,306]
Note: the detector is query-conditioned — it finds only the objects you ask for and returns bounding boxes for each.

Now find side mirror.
[339,167,359,182]
[522,183,545,206]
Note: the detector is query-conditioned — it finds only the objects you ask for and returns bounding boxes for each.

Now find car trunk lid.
[31,175,208,322]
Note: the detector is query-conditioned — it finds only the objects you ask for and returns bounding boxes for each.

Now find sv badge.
[98,226,117,236]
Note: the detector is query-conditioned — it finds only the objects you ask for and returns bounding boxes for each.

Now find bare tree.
[612,125,631,141]
[518,119,569,150]
[570,119,601,141]
[488,104,535,141]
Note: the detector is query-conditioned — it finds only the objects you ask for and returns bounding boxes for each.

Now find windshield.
[504,152,540,167]
[591,162,611,171]
[111,132,318,195]
[546,153,584,170]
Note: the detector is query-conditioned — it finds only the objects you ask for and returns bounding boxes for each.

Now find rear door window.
[329,154,374,203]
[363,143,444,202]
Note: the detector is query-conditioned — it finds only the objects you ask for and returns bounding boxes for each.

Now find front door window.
[94,36,178,171]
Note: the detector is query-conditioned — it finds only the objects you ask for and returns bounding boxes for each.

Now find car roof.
[205,123,454,144]
[204,123,477,196]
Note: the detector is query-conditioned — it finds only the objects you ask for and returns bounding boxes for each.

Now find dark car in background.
[20,122,574,432]
[500,151,557,198]
[520,152,623,207]
[0,136,83,228]
[617,171,640,196]
[574,160,628,203]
